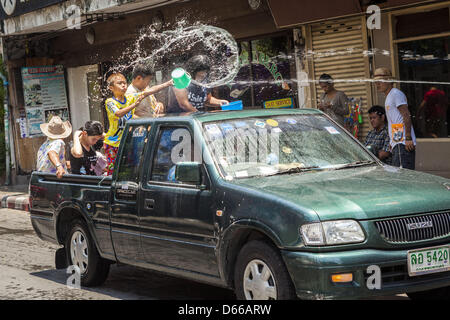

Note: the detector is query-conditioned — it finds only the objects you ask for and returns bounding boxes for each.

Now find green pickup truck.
[29,109,450,300]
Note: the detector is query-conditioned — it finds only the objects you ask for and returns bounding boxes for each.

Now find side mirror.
[175,162,203,186]
[366,144,379,156]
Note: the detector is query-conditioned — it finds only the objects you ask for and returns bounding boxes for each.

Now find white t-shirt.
[385,88,416,148]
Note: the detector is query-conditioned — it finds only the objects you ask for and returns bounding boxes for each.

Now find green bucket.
[172,68,192,89]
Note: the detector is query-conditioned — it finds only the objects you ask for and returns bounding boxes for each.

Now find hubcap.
[70,231,88,274]
[243,259,277,300]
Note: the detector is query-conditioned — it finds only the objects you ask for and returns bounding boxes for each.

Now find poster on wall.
[21,65,69,137]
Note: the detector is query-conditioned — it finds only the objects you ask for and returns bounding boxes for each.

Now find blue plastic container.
[221,100,243,111]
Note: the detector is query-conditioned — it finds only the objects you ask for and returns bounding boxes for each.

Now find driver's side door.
[139,125,219,276]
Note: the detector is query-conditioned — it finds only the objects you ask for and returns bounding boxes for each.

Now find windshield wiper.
[332,160,377,170]
[266,165,322,177]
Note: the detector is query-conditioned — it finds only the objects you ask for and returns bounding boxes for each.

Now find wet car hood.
[231,165,450,221]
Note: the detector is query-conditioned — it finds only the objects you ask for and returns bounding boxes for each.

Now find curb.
[1,194,30,212]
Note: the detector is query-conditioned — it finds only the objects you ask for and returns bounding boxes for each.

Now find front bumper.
[281,246,450,300]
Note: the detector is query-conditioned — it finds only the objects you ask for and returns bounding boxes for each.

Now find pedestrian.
[104,72,172,175]
[36,116,72,179]
[418,86,448,138]
[126,62,167,117]
[364,105,391,164]
[166,55,229,113]
[373,67,416,169]
[317,73,349,127]
[70,120,106,175]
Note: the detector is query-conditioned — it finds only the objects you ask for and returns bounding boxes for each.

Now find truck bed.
[29,172,114,259]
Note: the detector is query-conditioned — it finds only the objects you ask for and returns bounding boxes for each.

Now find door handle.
[115,182,138,200]
[145,199,155,210]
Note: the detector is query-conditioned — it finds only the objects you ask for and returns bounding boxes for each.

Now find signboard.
[21,65,69,137]
[263,97,294,109]
[0,0,66,20]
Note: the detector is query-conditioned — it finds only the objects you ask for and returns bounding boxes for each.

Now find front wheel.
[234,240,297,300]
[65,219,110,287]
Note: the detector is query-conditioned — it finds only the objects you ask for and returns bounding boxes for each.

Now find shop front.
[217,32,298,109]
[1,0,302,180]
[4,0,447,181]
[387,2,450,177]
[268,0,450,178]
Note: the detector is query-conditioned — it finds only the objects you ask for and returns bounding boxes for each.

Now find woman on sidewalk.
[317,73,349,127]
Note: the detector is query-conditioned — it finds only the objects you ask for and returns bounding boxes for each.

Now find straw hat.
[40,116,72,139]
[373,67,393,80]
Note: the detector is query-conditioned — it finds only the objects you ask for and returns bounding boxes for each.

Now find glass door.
[86,67,105,127]
[398,36,450,138]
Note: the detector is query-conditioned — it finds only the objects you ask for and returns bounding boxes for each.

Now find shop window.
[218,34,296,108]
[398,36,449,138]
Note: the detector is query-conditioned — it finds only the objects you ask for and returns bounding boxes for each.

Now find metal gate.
[305,16,372,139]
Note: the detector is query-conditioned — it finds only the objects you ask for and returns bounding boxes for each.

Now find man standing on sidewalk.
[373,67,416,169]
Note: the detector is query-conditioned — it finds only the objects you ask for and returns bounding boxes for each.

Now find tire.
[407,286,450,300]
[234,240,297,300]
[65,219,110,287]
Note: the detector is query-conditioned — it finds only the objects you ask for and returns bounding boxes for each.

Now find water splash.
[225,78,450,87]
[108,21,240,89]
[103,21,449,96]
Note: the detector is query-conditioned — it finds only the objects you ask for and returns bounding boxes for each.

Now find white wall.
[67,65,96,131]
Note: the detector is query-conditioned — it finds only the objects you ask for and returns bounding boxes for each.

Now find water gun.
[352,124,359,138]
[344,98,354,128]
[351,98,363,138]
[353,101,362,124]
[355,100,363,124]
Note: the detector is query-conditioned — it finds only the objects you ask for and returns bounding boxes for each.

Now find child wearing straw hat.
[36,116,72,179]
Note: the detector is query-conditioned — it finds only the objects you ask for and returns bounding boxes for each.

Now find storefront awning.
[268,0,360,28]
[1,0,181,36]
[267,0,437,28]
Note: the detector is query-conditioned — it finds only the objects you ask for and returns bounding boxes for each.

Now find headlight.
[300,220,365,246]
[300,223,324,245]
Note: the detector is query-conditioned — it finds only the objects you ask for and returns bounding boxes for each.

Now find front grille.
[375,212,450,243]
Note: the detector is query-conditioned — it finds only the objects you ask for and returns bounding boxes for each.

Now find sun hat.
[373,67,393,80]
[40,116,72,139]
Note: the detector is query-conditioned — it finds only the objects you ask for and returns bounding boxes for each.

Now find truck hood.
[232,165,450,221]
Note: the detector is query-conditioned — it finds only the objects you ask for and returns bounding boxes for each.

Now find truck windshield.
[202,114,376,179]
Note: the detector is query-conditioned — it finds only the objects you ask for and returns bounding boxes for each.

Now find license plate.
[407,245,450,276]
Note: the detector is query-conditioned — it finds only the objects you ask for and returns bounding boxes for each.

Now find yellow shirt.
[104,94,140,148]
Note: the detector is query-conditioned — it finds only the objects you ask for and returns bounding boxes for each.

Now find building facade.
[1,0,449,183]
[269,0,450,177]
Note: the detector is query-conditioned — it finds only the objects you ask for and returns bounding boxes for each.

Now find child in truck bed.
[104,72,173,175]
[36,116,72,179]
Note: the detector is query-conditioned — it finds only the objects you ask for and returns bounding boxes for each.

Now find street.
[0,208,236,300]
[0,207,409,300]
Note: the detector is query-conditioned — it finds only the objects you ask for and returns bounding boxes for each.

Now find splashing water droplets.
[111,21,240,89]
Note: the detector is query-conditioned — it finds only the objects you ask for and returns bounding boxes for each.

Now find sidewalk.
[0,185,29,212]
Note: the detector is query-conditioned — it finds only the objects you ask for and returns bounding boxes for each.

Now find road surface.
[0,208,408,300]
